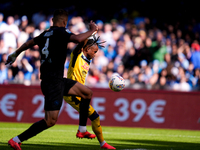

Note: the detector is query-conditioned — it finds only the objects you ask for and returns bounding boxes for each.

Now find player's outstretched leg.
[8,138,22,150]
[8,110,59,150]
[64,95,96,139]
[8,119,49,150]
[66,81,95,138]
[101,143,116,149]
[76,97,96,139]
[76,130,96,139]
[89,111,116,149]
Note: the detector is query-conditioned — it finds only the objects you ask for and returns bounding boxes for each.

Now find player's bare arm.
[73,42,85,55]
[73,39,89,55]
[5,39,36,65]
[70,21,98,43]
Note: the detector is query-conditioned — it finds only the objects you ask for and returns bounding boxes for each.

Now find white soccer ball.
[109,74,125,92]
[111,73,120,78]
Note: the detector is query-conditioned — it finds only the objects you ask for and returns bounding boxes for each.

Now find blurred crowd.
[1,9,200,92]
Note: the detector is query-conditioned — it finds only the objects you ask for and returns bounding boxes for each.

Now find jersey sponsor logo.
[82,70,87,77]
[81,62,89,71]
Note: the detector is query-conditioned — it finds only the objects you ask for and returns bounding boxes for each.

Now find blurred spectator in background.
[33,21,46,37]
[151,32,167,62]
[103,45,117,61]
[19,15,28,31]
[190,42,200,69]
[122,47,135,70]
[1,16,20,54]
[0,61,7,84]
[0,13,7,34]
[32,11,46,27]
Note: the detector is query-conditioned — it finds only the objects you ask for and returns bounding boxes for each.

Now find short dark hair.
[53,9,68,20]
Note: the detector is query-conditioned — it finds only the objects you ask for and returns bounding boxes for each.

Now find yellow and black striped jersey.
[67,51,91,85]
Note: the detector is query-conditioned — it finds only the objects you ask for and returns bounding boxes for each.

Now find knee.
[84,89,93,100]
[45,117,57,127]
[88,89,93,99]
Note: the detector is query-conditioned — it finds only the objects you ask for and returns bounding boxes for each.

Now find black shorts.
[41,78,77,111]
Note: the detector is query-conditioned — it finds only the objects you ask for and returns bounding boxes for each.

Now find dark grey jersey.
[34,26,73,79]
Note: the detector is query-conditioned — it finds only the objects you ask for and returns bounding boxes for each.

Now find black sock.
[18,119,48,142]
[79,98,91,126]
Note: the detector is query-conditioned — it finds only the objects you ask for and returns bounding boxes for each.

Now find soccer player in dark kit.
[5,9,98,150]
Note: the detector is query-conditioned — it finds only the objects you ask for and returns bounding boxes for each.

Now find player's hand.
[5,52,17,65]
[89,20,98,34]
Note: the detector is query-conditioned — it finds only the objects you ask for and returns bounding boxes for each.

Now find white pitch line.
[0,127,76,132]
[1,127,200,139]
[102,132,200,139]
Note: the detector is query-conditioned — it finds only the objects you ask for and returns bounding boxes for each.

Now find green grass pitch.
[0,122,200,150]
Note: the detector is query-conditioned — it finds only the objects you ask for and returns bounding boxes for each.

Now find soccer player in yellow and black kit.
[64,36,116,149]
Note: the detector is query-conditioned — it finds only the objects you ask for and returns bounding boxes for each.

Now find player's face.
[87,44,98,60]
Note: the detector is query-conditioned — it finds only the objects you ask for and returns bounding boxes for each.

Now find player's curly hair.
[83,35,105,49]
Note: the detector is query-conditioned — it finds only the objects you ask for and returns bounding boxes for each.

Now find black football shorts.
[41,78,77,111]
